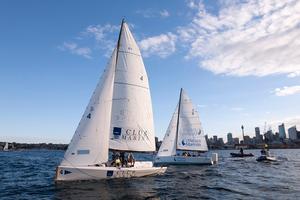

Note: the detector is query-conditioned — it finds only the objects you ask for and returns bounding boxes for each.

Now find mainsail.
[109,22,155,152]
[60,49,116,166]
[176,89,208,151]
[158,89,208,156]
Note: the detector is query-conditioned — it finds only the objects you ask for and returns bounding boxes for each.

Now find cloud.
[197,104,207,108]
[178,0,300,77]
[160,9,170,17]
[83,24,119,55]
[136,9,170,18]
[287,71,300,78]
[273,85,300,96]
[58,42,92,59]
[268,116,300,133]
[139,33,177,58]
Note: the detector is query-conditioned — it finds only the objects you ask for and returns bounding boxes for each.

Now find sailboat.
[3,142,9,151]
[155,88,218,165]
[55,19,167,181]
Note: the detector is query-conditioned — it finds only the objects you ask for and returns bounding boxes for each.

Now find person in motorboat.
[260,144,270,156]
[240,148,244,155]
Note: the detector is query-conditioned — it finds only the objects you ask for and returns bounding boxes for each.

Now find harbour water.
[1,149,300,199]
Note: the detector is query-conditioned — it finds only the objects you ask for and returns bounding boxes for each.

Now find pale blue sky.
[1,0,299,143]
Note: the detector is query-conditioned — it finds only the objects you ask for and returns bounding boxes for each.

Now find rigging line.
[175,88,183,150]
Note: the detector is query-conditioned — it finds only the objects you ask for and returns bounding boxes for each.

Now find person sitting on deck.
[111,151,117,166]
[127,153,135,167]
[120,152,126,167]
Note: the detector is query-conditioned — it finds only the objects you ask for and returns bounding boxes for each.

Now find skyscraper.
[255,127,263,143]
[288,126,298,140]
[278,123,286,139]
[255,127,260,138]
[227,132,233,144]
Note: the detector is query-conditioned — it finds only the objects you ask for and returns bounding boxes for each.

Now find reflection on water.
[1,149,300,199]
[54,177,161,200]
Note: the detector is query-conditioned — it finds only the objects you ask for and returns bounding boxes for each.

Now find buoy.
[211,153,218,164]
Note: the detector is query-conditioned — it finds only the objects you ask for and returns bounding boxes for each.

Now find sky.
[0,0,300,143]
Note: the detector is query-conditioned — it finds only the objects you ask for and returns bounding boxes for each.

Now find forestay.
[109,22,156,152]
[60,49,116,166]
[176,89,208,151]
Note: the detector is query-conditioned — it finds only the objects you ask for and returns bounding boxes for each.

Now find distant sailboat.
[3,142,9,151]
[155,88,218,165]
[55,19,167,181]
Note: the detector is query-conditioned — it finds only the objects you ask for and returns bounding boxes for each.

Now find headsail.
[60,49,116,166]
[3,142,9,151]
[157,105,178,157]
[176,89,208,151]
[109,22,155,152]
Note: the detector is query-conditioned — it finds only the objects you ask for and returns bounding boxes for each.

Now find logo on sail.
[112,127,149,141]
[181,139,201,146]
[113,127,122,139]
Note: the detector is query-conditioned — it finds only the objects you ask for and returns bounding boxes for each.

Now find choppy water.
[0,149,300,199]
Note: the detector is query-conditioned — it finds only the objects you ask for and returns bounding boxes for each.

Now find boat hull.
[230,153,254,157]
[154,156,213,165]
[256,155,277,162]
[55,161,167,181]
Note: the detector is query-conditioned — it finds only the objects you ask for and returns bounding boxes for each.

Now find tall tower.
[278,123,286,139]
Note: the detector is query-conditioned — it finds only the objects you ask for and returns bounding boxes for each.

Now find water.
[1,149,300,199]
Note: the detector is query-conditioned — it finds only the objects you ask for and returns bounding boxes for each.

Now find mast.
[115,18,125,72]
[175,88,183,149]
[241,125,245,143]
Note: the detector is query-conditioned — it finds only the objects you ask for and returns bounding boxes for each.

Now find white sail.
[176,89,208,151]
[60,49,116,167]
[157,105,178,157]
[3,142,9,151]
[109,22,155,152]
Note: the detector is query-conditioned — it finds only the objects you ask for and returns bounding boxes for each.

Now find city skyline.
[1,0,300,143]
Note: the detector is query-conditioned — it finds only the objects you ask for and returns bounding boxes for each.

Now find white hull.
[55,161,167,181]
[256,155,277,162]
[154,155,213,165]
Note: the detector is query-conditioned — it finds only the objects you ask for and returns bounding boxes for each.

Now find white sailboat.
[55,19,167,181]
[3,142,9,151]
[155,88,218,165]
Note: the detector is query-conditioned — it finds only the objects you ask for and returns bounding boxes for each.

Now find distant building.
[233,137,239,145]
[244,135,251,144]
[227,133,233,144]
[255,127,260,138]
[278,123,286,139]
[213,135,218,143]
[288,126,298,140]
[264,130,274,143]
[218,138,224,145]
